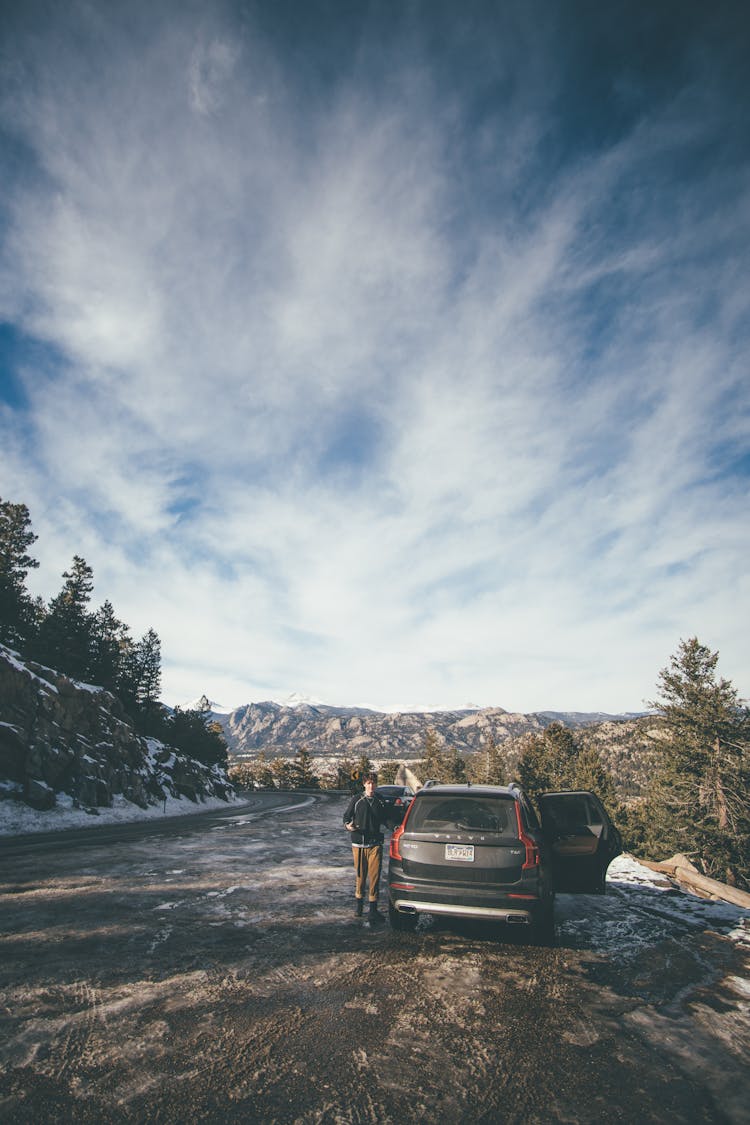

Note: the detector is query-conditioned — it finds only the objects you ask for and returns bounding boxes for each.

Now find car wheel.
[388,901,417,932]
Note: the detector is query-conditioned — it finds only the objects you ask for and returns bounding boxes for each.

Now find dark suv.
[376,784,415,827]
[388,783,621,941]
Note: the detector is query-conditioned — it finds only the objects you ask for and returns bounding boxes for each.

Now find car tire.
[388,901,417,932]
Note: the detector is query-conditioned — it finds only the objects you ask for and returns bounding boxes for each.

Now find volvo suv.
[388,783,621,941]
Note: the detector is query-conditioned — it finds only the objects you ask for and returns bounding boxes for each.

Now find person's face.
[364,778,375,796]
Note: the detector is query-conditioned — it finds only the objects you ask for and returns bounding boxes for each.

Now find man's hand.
[345,822,354,831]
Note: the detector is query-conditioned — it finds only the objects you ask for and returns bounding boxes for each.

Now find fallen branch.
[639,854,750,909]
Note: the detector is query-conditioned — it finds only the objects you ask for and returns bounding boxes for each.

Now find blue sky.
[1,0,748,712]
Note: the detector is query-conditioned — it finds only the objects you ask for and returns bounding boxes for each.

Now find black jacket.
[343,793,387,846]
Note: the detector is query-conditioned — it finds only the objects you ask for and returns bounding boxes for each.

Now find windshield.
[407,796,518,837]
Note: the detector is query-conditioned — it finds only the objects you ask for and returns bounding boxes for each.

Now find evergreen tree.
[334,756,356,790]
[354,754,374,781]
[228,762,256,789]
[252,751,276,789]
[136,628,162,709]
[478,732,505,784]
[418,727,447,782]
[115,629,139,712]
[518,722,577,798]
[645,637,750,886]
[288,746,320,789]
[443,745,467,783]
[35,556,94,679]
[270,756,295,788]
[517,721,618,814]
[572,743,618,808]
[0,499,39,648]
[168,702,228,768]
[89,600,126,693]
[376,761,399,785]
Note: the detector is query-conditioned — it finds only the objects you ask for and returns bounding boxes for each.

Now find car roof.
[414,784,520,798]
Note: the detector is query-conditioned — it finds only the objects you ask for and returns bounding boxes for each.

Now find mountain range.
[207,698,652,792]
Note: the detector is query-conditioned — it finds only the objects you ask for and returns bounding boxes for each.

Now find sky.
[1,0,748,715]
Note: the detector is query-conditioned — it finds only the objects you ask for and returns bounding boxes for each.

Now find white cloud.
[1,1,748,713]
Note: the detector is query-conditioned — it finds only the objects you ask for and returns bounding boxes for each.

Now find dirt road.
[1,793,748,1123]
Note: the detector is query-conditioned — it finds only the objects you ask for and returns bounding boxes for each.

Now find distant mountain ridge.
[213,698,643,763]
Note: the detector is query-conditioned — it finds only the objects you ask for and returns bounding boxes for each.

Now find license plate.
[445,844,474,862]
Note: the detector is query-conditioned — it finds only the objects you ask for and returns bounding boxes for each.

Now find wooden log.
[640,854,750,909]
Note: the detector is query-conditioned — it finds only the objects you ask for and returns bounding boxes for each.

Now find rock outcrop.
[0,645,234,811]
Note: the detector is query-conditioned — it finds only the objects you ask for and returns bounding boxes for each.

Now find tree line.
[0,498,227,768]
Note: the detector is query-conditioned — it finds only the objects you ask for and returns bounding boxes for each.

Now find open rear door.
[538,791,622,894]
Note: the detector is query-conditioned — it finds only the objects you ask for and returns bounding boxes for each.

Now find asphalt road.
[1,792,748,1124]
[0,792,297,855]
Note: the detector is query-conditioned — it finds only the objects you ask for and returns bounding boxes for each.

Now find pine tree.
[335,756,356,789]
[482,732,506,784]
[444,746,467,783]
[646,638,750,886]
[35,556,95,679]
[376,761,400,785]
[418,727,447,782]
[271,757,295,788]
[0,499,39,648]
[252,751,276,789]
[289,746,319,789]
[115,629,139,712]
[89,600,126,693]
[168,703,228,768]
[517,721,618,817]
[354,754,374,780]
[518,722,578,798]
[136,628,162,709]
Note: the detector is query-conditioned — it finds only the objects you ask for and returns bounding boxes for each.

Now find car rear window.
[407,795,518,837]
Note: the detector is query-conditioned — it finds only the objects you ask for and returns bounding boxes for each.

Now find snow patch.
[0,791,242,837]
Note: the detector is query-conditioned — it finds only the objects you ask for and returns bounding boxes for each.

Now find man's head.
[363,772,377,795]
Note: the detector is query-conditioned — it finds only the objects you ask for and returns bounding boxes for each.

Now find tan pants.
[352,844,382,902]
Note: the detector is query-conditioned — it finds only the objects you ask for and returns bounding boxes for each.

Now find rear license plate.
[445,844,474,861]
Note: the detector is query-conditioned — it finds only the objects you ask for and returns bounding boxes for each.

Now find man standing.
[343,772,388,924]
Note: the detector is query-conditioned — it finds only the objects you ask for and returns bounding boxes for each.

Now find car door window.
[542,795,604,838]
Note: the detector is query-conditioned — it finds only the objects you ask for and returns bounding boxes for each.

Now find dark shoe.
[355,898,364,917]
[368,901,383,925]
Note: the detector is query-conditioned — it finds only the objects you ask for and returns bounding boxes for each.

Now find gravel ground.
[1,792,748,1124]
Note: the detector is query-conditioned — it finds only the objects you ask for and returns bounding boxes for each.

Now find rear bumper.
[390,896,534,924]
[388,863,547,924]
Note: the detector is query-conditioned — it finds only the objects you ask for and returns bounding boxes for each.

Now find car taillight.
[514,804,540,869]
[390,823,405,861]
[395,798,402,805]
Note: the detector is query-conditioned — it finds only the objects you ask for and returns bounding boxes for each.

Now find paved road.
[1,792,748,1124]
[0,791,304,856]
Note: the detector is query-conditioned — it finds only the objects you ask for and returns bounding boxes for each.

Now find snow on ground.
[0,790,242,836]
[555,853,750,953]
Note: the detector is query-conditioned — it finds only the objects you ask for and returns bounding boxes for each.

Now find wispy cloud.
[1,1,748,711]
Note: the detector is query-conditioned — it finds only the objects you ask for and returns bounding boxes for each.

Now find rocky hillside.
[222,701,542,760]
[218,699,655,795]
[0,645,234,812]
